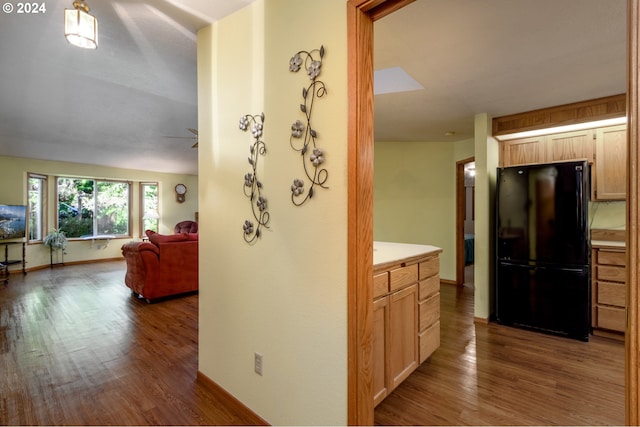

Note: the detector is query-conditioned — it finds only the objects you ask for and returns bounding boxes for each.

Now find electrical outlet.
[254,352,263,376]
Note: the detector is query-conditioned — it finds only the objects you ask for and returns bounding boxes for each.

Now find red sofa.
[121,231,198,302]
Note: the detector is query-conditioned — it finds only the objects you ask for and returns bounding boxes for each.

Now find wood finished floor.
[0,261,625,425]
[375,266,625,426]
[0,261,258,425]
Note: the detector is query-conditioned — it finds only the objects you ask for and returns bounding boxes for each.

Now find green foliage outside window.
[57,177,130,238]
[141,183,159,233]
[28,176,45,241]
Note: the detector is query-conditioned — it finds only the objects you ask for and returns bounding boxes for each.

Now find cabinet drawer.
[373,272,389,299]
[419,275,440,300]
[419,256,439,280]
[597,265,626,283]
[597,250,626,267]
[597,281,626,307]
[596,305,626,332]
[389,264,418,292]
[419,320,440,364]
[419,293,440,332]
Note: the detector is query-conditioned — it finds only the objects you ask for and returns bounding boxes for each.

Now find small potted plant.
[44,229,67,266]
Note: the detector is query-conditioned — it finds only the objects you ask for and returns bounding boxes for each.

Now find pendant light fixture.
[64,0,98,49]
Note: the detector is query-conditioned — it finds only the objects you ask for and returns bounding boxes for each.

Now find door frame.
[456,157,475,286]
[347,0,640,424]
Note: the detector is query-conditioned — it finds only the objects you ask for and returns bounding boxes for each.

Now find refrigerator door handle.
[575,165,584,229]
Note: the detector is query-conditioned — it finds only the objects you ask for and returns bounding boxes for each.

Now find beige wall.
[196,0,348,424]
[0,155,197,270]
[474,113,498,320]
[373,138,474,281]
[590,200,626,229]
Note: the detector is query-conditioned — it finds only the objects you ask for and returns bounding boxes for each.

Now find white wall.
[197,1,348,424]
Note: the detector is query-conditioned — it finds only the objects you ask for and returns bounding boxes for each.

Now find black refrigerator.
[495,160,590,341]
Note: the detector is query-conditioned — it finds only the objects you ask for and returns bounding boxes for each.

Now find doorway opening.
[347,0,638,425]
[456,157,475,287]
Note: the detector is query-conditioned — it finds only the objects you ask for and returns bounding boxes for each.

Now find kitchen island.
[373,241,442,406]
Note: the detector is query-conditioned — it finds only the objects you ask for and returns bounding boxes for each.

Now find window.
[28,173,47,242]
[57,177,131,238]
[140,182,159,234]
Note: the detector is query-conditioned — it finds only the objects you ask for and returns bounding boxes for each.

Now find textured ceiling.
[373,0,627,142]
[0,0,628,174]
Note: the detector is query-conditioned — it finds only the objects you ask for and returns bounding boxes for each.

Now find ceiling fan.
[165,128,199,148]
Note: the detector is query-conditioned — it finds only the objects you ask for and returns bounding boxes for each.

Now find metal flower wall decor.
[240,112,270,243]
[288,45,328,206]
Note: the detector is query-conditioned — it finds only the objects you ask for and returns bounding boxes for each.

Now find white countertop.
[374,241,442,268]
[591,240,626,249]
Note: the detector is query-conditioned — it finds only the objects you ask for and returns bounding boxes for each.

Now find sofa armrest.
[121,241,160,295]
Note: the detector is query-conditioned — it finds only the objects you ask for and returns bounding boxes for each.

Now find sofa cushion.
[147,231,189,245]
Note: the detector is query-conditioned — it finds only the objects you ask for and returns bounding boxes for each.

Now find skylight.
[374,66,424,95]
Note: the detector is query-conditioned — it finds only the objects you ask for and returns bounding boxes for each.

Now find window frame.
[55,176,133,239]
[139,181,159,236]
[27,173,47,243]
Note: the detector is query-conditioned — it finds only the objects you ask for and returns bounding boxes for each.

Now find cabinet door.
[373,296,389,407]
[388,284,418,390]
[595,125,627,200]
[546,129,594,163]
[502,136,546,166]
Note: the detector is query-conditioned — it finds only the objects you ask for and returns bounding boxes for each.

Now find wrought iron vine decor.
[288,45,328,206]
[240,112,270,243]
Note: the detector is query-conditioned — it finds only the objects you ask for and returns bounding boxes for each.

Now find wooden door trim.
[456,157,474,286]
[627,0,639,423]
[347,0,415,424]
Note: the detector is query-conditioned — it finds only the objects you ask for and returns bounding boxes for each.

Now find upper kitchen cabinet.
[501,135,546,166]
[546,129,595,164]
[594,125,627,200]
[494,94,627,201]
[501,129,594,166]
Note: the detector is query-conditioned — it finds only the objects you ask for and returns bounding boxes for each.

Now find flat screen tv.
[0,205,27,241]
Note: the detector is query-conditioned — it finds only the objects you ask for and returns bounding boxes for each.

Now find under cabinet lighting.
[494,116,627,141]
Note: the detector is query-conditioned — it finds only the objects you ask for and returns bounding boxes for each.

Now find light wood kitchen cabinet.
[372,242,442,407]
[591,246,626,338]
[500,124,627,201]
[501,135,546,166]
[594,125,627,200]
[417,255,440,363]
[388,283,418,390]
[501,129,594,166]
[373,276,418,406]
[372,288,389,406]
[546,129,594,163]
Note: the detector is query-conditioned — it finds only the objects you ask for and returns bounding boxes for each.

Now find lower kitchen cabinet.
[372,243,441,407]
[591,245,626,339]
[388,284,418,390]
[373,294,389,406]
[372,274,419,405]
